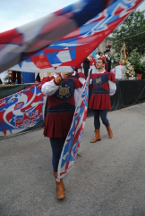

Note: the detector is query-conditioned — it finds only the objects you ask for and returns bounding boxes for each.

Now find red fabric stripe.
[0,29,23,45]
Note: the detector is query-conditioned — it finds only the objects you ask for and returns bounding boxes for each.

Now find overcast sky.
[0,0,145,33]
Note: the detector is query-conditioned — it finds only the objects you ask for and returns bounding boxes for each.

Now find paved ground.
[1,103,145,216]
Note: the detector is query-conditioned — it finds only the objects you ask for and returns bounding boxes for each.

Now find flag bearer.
[41,72,82,200]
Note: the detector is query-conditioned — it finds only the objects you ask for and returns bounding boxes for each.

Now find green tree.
[128,49,145,74]
[111,10,145,62]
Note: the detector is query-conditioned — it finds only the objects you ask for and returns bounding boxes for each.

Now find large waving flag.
[11,0,143,73]
[57,71,90,179]
[0,84,44,136]
[0,0,118,73]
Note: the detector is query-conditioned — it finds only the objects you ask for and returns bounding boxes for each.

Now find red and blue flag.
[0,84,44,136]
[10,0,143,73]
[0,0,118,73]
[57,71,90,179]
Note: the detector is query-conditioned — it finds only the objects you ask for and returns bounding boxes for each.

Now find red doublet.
[41,76,82,138]
[89,71,115,110]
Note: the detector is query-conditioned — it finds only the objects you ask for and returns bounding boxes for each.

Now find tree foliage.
[110,10,145,63]
[128,49,145,74]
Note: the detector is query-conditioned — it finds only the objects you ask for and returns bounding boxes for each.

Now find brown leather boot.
[106,124,113,138]
[90,129,101,143]
[53,172,65,200]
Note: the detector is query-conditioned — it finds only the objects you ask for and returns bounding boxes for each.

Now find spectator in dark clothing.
[12,71,21,84]
[83,57,90,78]
[105,49,111,72]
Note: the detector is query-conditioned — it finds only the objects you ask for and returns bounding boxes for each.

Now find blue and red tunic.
[89,71,116,110]
[41,76,82,138]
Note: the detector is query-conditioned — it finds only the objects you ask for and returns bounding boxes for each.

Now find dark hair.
[98,58,105,64]
[106,49,110,53]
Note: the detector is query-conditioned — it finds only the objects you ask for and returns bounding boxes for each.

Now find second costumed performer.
[41,72,83,200]
[89,56,116,143]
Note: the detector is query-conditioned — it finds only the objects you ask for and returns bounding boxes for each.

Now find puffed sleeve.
[41,76,59,96]
[73,78,83,106]
[108,80,116,96]
[108,71,116,96]
[76,69,86,85]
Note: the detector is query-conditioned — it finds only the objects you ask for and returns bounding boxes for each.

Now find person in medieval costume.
[105,49,111,72]
[89,56,116,143]
[41,72,83,200]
